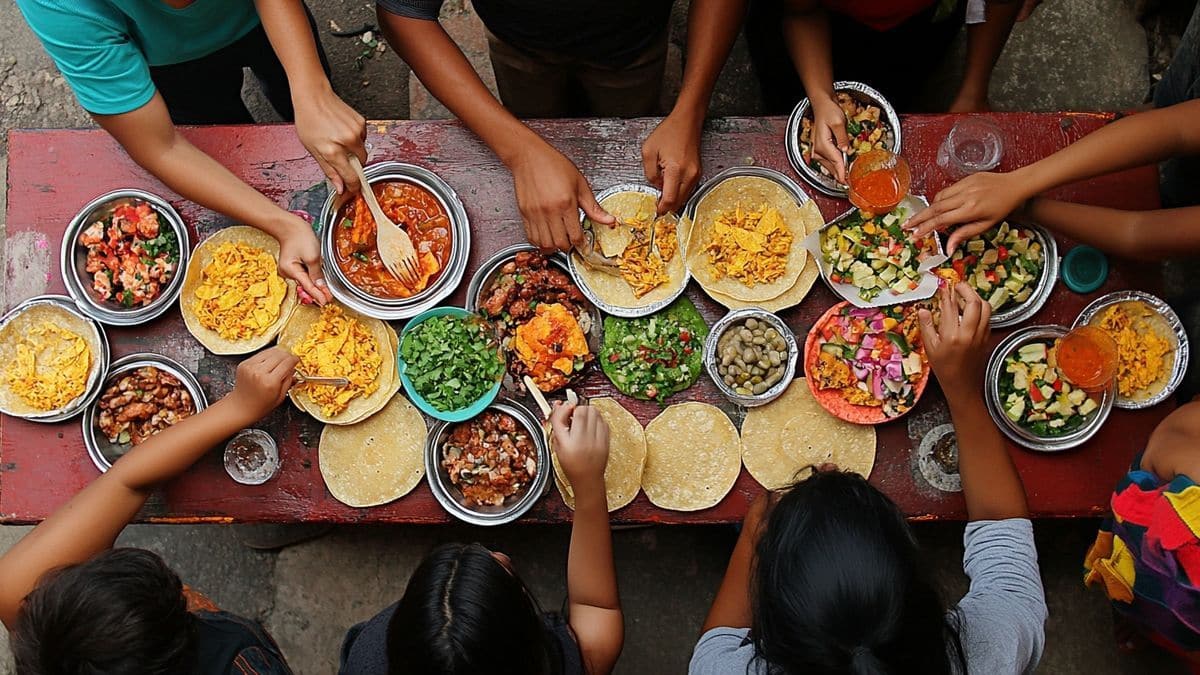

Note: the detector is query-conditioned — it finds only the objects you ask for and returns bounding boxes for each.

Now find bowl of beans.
[704,309,798,407]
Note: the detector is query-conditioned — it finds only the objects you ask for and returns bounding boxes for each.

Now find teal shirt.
[15,0,261,115]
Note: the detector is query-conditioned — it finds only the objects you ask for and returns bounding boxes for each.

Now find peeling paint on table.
[0,114,1175,524]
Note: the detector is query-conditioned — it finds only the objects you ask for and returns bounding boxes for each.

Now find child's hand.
[918,282,991,406]
[550,402,610,493]
[226,347,299,422]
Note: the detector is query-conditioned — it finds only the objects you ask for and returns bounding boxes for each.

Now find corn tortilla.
[741,378,823,489]
[278,303,397,425]
[0,304,103,416]
[319,394,427,507]
[1088,300,1177,402]
[686,177,815,302]
[552,397,646,512]
[642,402,740,511]
[181,226,298,355]
[573,191,688,309]
[706,200,824,311]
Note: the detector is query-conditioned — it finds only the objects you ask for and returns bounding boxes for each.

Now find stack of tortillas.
[642,402,741,511]
[552,397,647,512]
[685,176,825,313]
[741,378,876,490]
[318,394,427,507]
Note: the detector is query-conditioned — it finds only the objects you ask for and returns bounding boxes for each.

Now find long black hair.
[11,547,195,675]
[750,470,966,674]
[386,542,563,675]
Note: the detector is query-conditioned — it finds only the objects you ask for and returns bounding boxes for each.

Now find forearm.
[379,14,542,166]
[957,1,1020,104]
[1027,198,1200,260]
[254,0,329,94]
[672,0,748,118]
[782,5,834,102]
[946,392,1029,520]
[567,484,620,611]
[701,494,766,631]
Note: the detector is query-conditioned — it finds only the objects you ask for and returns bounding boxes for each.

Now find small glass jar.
[937,117,1006,180]
[223,429,280,486]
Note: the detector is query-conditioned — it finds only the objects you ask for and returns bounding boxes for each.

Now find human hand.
[904,171,1028,254]
[509,141,613,252]
[276,216,332,304]
[294,85,368,195]
[226,347,299,422]
[642,110,703,214]
[810,93,850,183]
[917,282,991,404]
[550,401,610,493]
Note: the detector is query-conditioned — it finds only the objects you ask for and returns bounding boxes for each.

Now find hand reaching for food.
[226,347,299,422]
[277,217,332,305]
[509,140,614,252]
[550,402,611,493]
[809,94,850,183]
[917,282,992,401]
[905,172,1029,253]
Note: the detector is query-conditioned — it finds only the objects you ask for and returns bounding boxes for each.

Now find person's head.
[11,547,195,675]
[387,542,561,675]
[751,470,964,674]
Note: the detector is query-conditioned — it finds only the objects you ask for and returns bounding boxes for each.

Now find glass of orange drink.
[847,149,911,214]
[1055,325,1117,392]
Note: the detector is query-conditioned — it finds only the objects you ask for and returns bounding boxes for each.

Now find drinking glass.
[937,117,1005,179]
[224,429,281,485]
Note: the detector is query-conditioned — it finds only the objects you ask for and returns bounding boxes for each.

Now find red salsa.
[334,180,453,298]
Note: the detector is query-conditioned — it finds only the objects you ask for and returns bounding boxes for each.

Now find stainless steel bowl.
[682,166,811,223]
[424,399,551,526]
[566,183,692,319]
[81,353,208,473]
[0,294,109,423]
[704,309,798,407]
[985,325,1115,452]
[1073,290,1189,409]
[318,161,470,320]
[987,224,1059,328]
[60,189,190,326]
[785,80,902,198]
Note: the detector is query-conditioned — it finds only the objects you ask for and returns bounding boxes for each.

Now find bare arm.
[255,0,367,194]
[93,96,331,302]
[782,0,848,181]
[0,348,298,629]
[551,403,622,674]
[642,0,747,212]
[701,492,769,631]
[1141,400,1200,482]
[951,0,1021,112]
[1025,199,1200,260]
[376,11,611,252]
[909,100,1200,245]
[919,283,1029,520]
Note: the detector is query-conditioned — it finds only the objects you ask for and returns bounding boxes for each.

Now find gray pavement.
[0,0,1196,673]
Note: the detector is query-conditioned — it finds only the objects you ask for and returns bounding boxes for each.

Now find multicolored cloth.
[1085,463,1200,657]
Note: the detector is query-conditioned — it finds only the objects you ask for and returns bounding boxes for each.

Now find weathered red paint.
[1,114,1173,525]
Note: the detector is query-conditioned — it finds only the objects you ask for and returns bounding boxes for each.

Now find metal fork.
[293,371,350,387]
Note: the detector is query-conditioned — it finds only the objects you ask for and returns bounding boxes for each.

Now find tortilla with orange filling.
[512,303,592,392]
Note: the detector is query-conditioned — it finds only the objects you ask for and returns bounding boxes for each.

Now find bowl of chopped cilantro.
[399,307,506,422]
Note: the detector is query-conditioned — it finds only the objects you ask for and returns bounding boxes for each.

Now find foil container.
[985,223,1060,329]
[704,308,799,408]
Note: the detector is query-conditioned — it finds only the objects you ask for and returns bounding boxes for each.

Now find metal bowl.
[0,294,110,423]
[81,353,208,473]
[424,399,551,526]
[565,183,692,319]
[1073,290,1189,409]
[60,189,190,326]
[682,165,811,223]
[318,161,470,320]
[785,80,902,198]
[985,325,1115,452]
[704,308,798,407]
[986,224,1059,328]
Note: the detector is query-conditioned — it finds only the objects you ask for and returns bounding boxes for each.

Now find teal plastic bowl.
[398,306,504,422]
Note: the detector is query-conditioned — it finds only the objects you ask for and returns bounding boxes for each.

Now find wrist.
[288,69,334,101]
[668,96,707,131]
[209,397,263,432]
[495,125,546,168]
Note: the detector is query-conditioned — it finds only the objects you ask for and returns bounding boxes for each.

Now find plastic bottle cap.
[1061,245,1108,294]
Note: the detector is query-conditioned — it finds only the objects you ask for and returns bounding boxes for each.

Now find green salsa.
[599,297,709,402]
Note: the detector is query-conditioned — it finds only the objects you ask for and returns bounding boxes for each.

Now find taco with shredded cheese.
[0,303,103,416]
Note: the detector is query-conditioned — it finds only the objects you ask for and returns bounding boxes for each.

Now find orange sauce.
[847,149,911,214]
[1056,326,1118,391]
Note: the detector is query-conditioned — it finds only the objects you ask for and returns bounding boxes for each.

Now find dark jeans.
[148,5,328,125]
[1154,1,1200,209]
[745,0,967,114]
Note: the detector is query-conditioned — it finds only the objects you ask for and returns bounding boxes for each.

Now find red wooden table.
[1,113,1173,525]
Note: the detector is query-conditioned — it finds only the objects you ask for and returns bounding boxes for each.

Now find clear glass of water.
[937,117,1005,180]
[224,429,280,485]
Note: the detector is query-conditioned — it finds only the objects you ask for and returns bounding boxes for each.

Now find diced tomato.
[965,254,978,266]
[908,281,919,290]
[1052,379,1063,392]
[830,274,842,283]
[608,353,620,363]
[997,246,1009,261]
[985,270,997,283]
[1029,384,1044,402]
[679,330,692,343]
[952,259,967,278]
[683,346,694,355]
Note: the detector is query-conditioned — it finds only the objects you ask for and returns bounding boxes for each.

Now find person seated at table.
[905,98,1200,256]
[374,0,745,251]
[748,0,1022,181]
[0,347,301,674]
[14,0,372,303]
[690,283,1047,675]
[338,402,623,675]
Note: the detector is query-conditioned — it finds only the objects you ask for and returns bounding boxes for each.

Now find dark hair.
[750,470,966,674]
[11,547,195,675]
[386,542,562,675]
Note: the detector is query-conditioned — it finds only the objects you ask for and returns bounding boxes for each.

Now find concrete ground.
[0,0,1196,672]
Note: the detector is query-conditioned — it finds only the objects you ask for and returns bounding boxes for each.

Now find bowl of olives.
[704,309,798,407]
